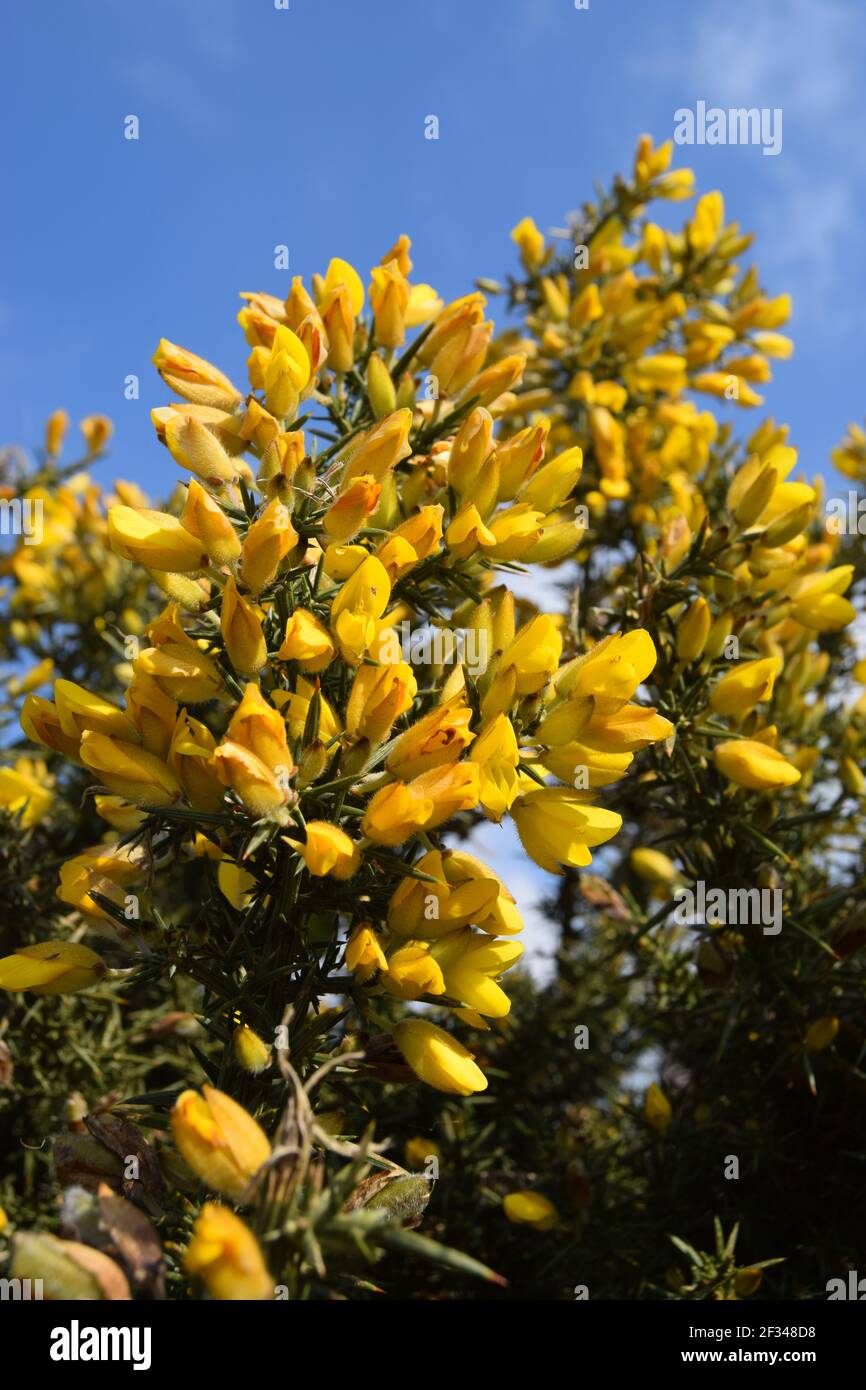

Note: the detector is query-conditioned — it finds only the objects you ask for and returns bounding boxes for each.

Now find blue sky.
[3,0,865,496]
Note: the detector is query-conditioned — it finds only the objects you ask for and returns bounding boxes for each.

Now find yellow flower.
[786,566,855,632]
[57,842,144,921]
[45,408,69,457]
[445,503,496,560]
[345,922,388,982]
[7,656,54,698]
[330,555,392,663]
[361,762,479,846]
[386,700,475,780]
[469,714,519,819]
[376,504,444,581]
[346,660,417,744]
[20,695,82,761]
[713,738,801,791]
[214,741,288,817]
[0,757,53,826]
[240,498,298,595]
[519,445,583,512]
[512,788,622,873]
[405,1136,440,1169]
[297,821,361,879]
[430,929,523,1018]
[54,679,138,744]
[503,1191,558,1230]
[171,1085,271,1201]
[676,597,711,662]
[511,216,546,271]
[497,614,563,696]
[393,1019,487,1095]
[803,1017,839,1053]
[448,408,494,496]
[221,577,267,677]
[80,730,181,806]
[369,261,410,348]
[181,479,242,563]
[126,671,178,758]
[80,414,113,455]
[153,339,242,410]
[134,641,223,706]
[382,942,446,1000]
[709,656,781,718]
[169,710,223,812]
[0,941,106,995]
[108,506,208,573]
[324,474,381,542]
[261,325,311,419]
[278,608,335,671]
[232,1024,272,1075]
[556,629,657,711]
[387,848,521,939]
[166,416,240,489]
[227,683,292,772]
[185,1204,273,1301]
[630,847,677,885]
[645,1082,672,1135]
[343,409,414,485]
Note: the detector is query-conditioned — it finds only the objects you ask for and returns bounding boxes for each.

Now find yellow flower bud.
[180,480,241,565]
[171,1085,270,1201]
[503,1191,558,1230]
[345,922,388,981]
[393,1018,487,1095]
[366,352,398,417]
[803,1017,840,1053]
[713,738,801,791]
[709,656,781,718]
[676,597,711,662]
[221,577,267,677]
[45,408,69,458]
[645,1082,672,1134]
[510,216,546,270]
[630,847,677,885]
[297,821,361,879]
[185,1203,273,1300]
[369,261,410,348]
[80,414,113,455]
[240,498,297,595]
[232,1024,272,1075]
[153,339,242,410]
[165,416,240,488]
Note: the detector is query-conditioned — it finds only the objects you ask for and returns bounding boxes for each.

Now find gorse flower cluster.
[10,236,672,1098]
[0,135,863,1301]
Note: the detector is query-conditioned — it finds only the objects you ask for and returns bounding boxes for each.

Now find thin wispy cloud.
[635,0,866,327]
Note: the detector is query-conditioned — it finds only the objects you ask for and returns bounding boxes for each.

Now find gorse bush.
[0,135,863,1301]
